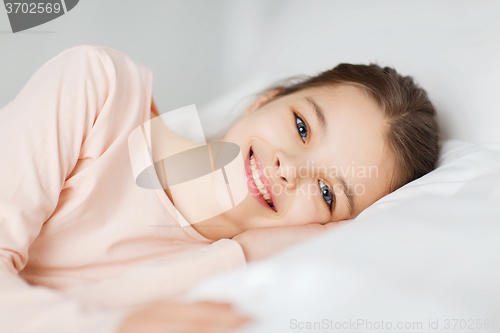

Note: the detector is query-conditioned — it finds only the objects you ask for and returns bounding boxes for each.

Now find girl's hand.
[233,221,347,262]
[117,301,251,333]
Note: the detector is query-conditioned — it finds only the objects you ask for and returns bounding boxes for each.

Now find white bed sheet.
[182,139,500,332]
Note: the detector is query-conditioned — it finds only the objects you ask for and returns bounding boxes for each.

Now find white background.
[1,0,499,144]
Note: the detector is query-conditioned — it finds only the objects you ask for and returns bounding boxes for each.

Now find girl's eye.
[295,113,308,143]
[318,180,334,211]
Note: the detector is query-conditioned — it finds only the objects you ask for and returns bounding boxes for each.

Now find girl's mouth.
[245,147,276,211]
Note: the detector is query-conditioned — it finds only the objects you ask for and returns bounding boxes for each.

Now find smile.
[245,147,276,211]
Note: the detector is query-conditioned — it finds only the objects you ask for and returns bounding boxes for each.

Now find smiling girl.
[0,45,439,332]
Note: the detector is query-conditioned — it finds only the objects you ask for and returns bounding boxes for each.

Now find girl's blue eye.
[294,112,333,211]
[318,180,334,211]
[295,113,308,143]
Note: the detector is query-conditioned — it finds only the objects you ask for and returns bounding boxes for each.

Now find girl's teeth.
[254,179,264,189]
[251,167,266,191]
[250,150,273,206]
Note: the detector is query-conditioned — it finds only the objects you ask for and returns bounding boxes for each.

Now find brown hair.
[258,63,440,193]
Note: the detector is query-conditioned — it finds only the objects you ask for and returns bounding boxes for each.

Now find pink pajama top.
[0,45,246,333]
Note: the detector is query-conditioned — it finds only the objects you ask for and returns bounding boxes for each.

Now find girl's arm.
[233,221,349,262]
[0,45,250,333]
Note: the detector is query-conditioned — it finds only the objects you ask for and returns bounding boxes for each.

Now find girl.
[0,45,439,333]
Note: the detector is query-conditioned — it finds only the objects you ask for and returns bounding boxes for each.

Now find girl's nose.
[274,156,287,183]
[272,152,298,190]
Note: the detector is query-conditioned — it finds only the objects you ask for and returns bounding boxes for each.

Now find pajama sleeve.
[64,238,247,309]
[0,45,130,333]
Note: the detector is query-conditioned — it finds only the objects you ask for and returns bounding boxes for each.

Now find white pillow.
[360,139,500,215]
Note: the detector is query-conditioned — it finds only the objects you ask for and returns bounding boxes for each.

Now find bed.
[181,138,500,332]
[176,3,500,328]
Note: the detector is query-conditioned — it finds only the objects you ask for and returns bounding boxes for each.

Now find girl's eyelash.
[294,112,308,143]
[319,180,335,212]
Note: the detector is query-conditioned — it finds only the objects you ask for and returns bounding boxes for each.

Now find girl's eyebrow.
[304,96,327,137]
[304,96,355,217]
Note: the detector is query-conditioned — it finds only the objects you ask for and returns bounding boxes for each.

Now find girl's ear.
[243,89,282,115]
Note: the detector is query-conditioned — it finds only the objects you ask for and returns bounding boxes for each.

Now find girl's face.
[193,85,396,238]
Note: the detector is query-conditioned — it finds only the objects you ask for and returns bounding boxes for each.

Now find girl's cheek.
[281,197,324,226]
